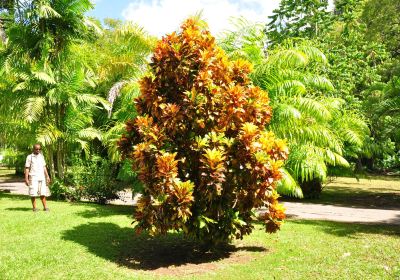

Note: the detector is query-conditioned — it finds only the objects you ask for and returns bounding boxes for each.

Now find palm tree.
[78,20,155,162]
[219,19,369,197]
[361,76,400,171]
[0,0,105,179]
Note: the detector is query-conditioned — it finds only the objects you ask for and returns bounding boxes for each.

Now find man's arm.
[24,156,30,186]
[24,167,30,186]
[44,166,50,184]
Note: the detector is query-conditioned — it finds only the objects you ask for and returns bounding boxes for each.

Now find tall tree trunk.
[46,145,55,180]
[0,22,6,43]
[0,0,16,40]
[300,178,323,199]
[56,140,64,179]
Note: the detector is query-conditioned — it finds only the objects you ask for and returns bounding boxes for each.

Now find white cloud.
[122,0,280,37]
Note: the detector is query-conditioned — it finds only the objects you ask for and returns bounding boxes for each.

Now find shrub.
[65,157,125,204]
[119,18,288,244]
[1,150,27,175]
[49,179,81,201]
[117,159,144,194]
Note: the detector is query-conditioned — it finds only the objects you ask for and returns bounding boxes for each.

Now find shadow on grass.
[0,192,28,200]
[62,222,266,270]
[71,203,134,218]
[289,219,400,237]
[5,207,32,211]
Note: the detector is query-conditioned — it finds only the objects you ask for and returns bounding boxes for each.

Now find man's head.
[33,144,41,155]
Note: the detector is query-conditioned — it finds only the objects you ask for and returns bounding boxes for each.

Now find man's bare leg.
[31,197,37,210]
[40,196,48,210]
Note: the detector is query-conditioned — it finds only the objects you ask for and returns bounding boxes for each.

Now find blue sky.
[87,0,282,37]
[87,0,128,21]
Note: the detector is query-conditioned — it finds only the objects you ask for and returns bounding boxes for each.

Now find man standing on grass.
[24,144,51,212]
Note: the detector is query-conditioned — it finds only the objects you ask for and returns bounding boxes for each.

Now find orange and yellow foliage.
[119,18,288,243]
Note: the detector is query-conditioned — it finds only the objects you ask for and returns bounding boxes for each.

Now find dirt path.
[1,180,399,225]
[281,202,400,225]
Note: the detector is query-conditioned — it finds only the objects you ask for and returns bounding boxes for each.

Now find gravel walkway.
[1,181,399,225]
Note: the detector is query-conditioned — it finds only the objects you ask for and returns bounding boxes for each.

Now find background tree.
[362,0,400,57]
[266,0,332,46]
[0,0,105,179]
[1,2,156,201]
[119,18,288,244]
[220,20,369,198]
[362,76,400,170]
[266,0,398,173]
[78,19,155,162]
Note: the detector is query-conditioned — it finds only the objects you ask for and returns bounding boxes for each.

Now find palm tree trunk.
[46,145,56,179]
[0,0,15,42]
[56,141,64,179]
[0,22,6,43]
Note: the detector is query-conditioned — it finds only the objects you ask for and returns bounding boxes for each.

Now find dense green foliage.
[266,0,332,45]
[219,21,369,198]
[0,0,104,180]
[0,1,153,202]
[263,0,400,186]
[1,0,399,207]
[362,0,400,57]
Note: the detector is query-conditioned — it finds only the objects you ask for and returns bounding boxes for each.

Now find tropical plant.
[266,0,333,46]
[317,0,395,172]
[362,76,400,171]
[0,0,106,179]
[362,0,400,57]
[219,20,369,198]
[65,156,126,204]
[119,18,288,244]
[78,19,155,162]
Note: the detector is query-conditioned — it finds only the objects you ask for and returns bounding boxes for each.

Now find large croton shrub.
[119,18,288,244]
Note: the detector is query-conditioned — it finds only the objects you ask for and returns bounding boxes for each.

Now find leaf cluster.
[120,18,288,243]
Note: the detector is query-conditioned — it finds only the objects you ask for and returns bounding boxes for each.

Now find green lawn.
[1,192,399,280]
[0,167,20,182]
[284,176,400,210]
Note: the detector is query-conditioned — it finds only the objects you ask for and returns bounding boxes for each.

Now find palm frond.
[83,18,103,35]
[77,127,102,140]
[287,145,328,182]
[333,113,369,147]
[296,44,327,64]
[36,124,63,145]
[333,153,350,167]
[75,94,111,111]
[291,97,332,122]
[275,80,307,96]
[276,168,304,198]
[13,81,29,92]
[32,71,56,84]
[102,122,127,162]
[273,103,302,124]
[24,97,46,122]
[75,139,90,157]
[302,75,334,92]
[38,4,61,19]
[268,49,308,69]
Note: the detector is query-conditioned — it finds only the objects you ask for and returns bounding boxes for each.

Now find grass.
[0,167,21,182]
[284,176,400,210]
[1,192,399,280]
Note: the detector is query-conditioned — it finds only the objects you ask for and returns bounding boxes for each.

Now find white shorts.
[29,179,50,197]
